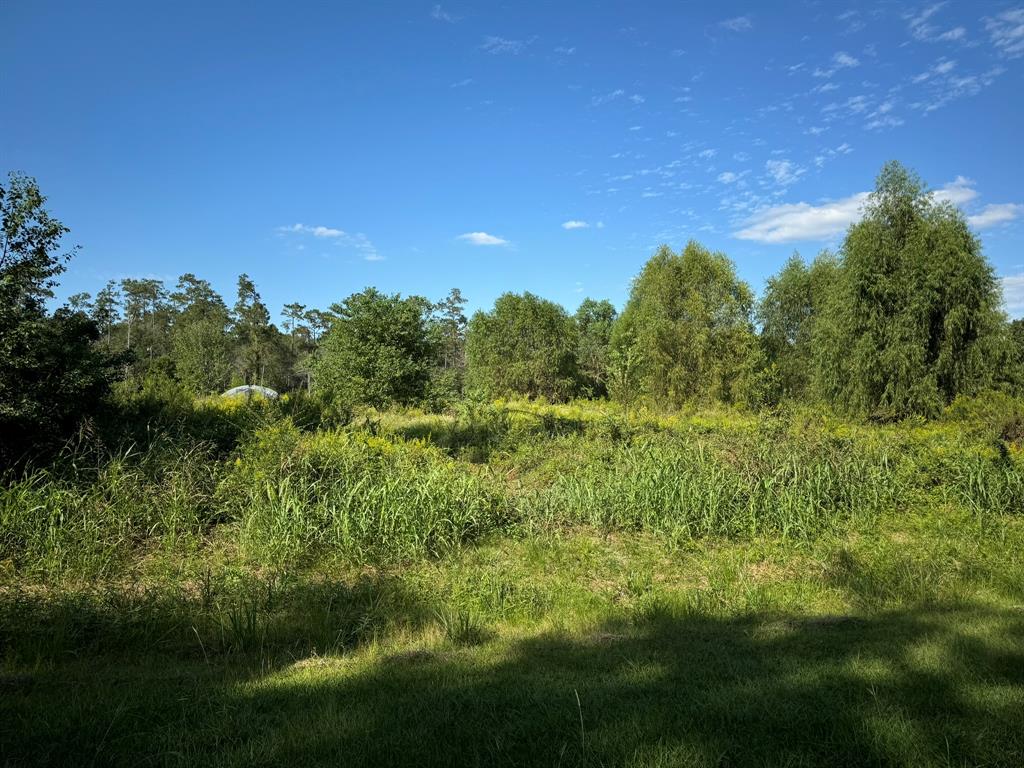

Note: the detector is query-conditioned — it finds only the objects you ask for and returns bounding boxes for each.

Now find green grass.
[2,397,1023,765]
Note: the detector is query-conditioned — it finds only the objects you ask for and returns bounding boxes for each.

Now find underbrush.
[220,421,508,564]
[1,394,1022,581]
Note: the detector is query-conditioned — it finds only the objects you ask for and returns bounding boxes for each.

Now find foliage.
[611,241,760,408]
[815,161,1006,418]
[466,291,579,401]
[574,297,617,396]
[757,252,839,402]
[313,288,436,410]
[0,173,118,466]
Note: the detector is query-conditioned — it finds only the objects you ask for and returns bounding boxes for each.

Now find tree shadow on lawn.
[230,603,1024,767]
[3,586,1023,766]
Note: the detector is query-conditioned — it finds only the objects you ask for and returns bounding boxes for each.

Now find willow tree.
[611,241,759,408]
[815,161,1005,418]
[465,292,578,401]
[757,251,839,402]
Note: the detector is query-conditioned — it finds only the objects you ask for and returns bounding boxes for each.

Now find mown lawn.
[3,514,1023,767]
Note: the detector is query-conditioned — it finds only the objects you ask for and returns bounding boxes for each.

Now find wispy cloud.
[734,192,869,242]
[480,36,532,55]
[561,220,590,230]
[277,224,382,260]
[765,159,806,186]
[985,8,1024,58]
[431,4,458,23]
[813,51,860,78]
[720,16,753,32]
[278,223,344,238]
[591,88,625,106]
[906,3,965,42]
[450,78,474,88]
[457,231,509,246]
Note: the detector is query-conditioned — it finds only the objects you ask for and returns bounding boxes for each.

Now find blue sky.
[3,1,1024,319]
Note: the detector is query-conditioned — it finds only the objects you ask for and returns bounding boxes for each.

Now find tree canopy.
[814,161,1006,418]
[466,292,579,401]
[611,241,759,408]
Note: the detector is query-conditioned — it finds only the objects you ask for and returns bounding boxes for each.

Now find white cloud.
[765,159,806,186]
[277,223,344,238]
[698,148,717,159]
[717,171,739,184]
[999,274,1024,313]
[480,36,530,55]
[734,192,869,243]
[932,176,979,206]
[969,203,1024,228]
[562,220,589,230]
[720,16,753,32]
[907,3,966,42]
[431,4,458,22]
[277,224,381,260]
[554,45,576,55]
[629,94,645,104]
[1002,274,1024,314]
[457,231,509,246]
[833,51,860,68]
[985,9,1024,58]
[450,78,474,88]
[813,51,861,78]
[865,115,904,130]
[592,88,625,106]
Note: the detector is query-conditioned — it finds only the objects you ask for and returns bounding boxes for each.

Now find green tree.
[170,274,232,394]
[232,274,273,386]
[92,280,121,348]
[574,298,617,397]
[313,288,435,409]
[465,292,579,401]
[757,252,839,401]
[0,172,116,464]
[611,241,759,408]
[815,161,1006,417]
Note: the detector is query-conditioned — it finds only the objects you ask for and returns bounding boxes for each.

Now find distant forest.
[3,161,1023,464]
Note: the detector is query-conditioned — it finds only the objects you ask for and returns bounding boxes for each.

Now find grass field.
[2,396,1023,766]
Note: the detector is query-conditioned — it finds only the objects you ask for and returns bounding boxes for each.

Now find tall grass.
[220,421,508,564]
[0,438,219,577]
[529,429,902,539]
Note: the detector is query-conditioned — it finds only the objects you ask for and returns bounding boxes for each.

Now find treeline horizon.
[3,161,1024,464]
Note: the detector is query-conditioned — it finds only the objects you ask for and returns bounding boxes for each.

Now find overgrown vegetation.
[3,163,1024,765]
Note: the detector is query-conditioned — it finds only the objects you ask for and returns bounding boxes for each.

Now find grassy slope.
[2,402,1023,766]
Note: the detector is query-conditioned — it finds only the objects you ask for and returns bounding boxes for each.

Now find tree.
[757,252,839,401]
[815,161,1006,417]
[232,274,273,386]
[465,292,579,401]
[0,172,116,464]
[92,280,121,348]
[611,241,759,408]
[434,288,468,372]
[574,298,617,397]
[120,277,172,376]
[170,274,232,394]
[313,288,435,409]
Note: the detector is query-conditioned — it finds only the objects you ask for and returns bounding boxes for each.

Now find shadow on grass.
[3,598,1023,766]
